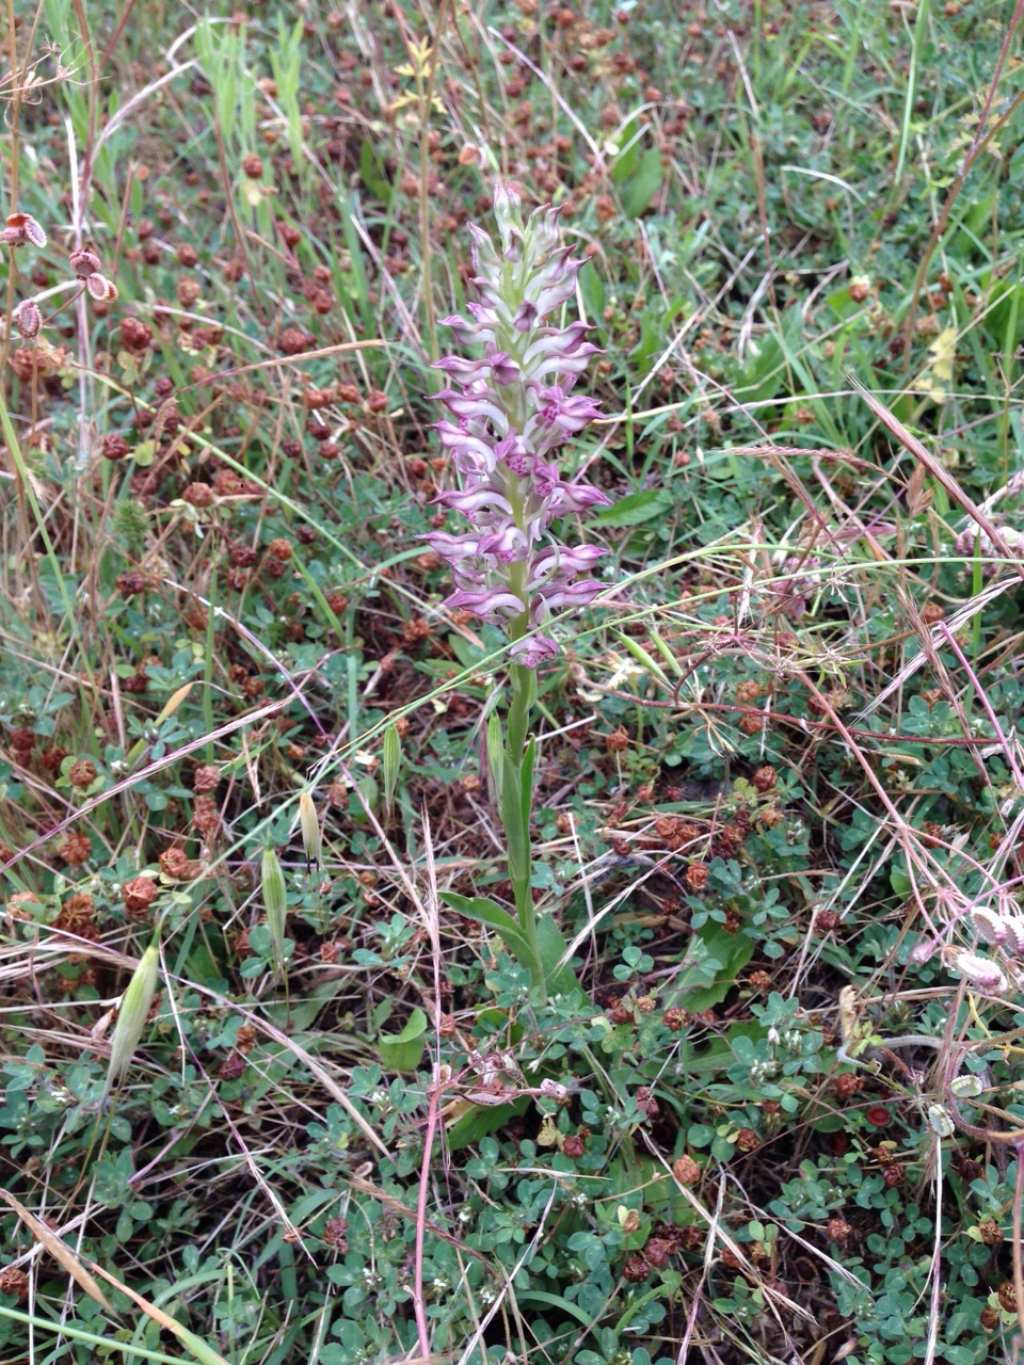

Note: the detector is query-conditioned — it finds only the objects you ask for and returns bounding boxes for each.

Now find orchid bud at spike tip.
[429,181,613,665]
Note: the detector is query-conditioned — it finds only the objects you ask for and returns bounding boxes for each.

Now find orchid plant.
[430,183,610,997]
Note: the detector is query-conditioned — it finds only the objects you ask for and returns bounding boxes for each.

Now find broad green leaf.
[622,144,662,217]
[534,913,578,995]
[378,1006,428,1072]
[440,891,535,968]
[667,923,755,1011]
[446,1096,530,1150]
[501,755,529,893]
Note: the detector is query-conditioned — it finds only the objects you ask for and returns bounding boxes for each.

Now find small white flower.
[927,1104,954,1138]
[951,1074,984,1099]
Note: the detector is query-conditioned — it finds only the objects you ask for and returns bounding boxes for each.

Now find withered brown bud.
[685,862,709,893]
[752,765,776,793]
[102,433,131,461]
[193,764,221,792]
[672,1155,700,1185]
[13,299,41,337]
[278,326,309,355]
[183,482,215,508]
[123,875,158,916]
[121,317,153,351]
[68,759,97,789]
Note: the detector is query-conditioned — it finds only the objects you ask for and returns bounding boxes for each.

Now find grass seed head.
[107,942,160,1093]
[261,847,288,972]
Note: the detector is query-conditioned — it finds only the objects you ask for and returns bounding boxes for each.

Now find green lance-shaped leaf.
[106,942,160,1094]
[261,847,288,976]
[378,1006,428,1072]
[487,711,504,803]
[383,722,401,816]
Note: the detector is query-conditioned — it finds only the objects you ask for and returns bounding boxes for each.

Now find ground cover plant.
[2,0,1024,1361]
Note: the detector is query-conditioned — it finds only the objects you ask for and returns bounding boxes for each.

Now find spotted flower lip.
[431,182,612,666]
[509,634,560,667]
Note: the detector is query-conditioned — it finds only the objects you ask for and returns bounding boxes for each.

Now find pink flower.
[430,184,612,666]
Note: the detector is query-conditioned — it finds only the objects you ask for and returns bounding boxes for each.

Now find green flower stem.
[504,615,543,994]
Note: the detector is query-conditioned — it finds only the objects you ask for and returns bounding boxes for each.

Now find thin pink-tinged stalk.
[413,1073,444,1360]
[1014,1142,1024,1336]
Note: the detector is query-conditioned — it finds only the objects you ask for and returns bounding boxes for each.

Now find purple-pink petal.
[446,587,525,620]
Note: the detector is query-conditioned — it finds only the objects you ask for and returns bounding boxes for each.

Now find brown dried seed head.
[183,482,215,508]
[826,1216,853,1245]
[123,875,159,916]
[278,326,309,355]
[102,433,131,461]
[159,847,195,880]
[121,317,153,351]
[323,1217,348,1250]
[219,1051,245,1080]
[193,764,221,794]
[685,862,709,893]
[672,1154,700,1185]
[177,277,201,307]
[752,765,776,793]
[0,1266,29,1299]
[13,299,41,337]
[59,832,91,865]
[644,1237,672,1268]
[68,758,97,789]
